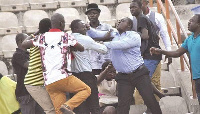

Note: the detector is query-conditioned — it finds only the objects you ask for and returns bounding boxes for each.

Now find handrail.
[149,0,196,98]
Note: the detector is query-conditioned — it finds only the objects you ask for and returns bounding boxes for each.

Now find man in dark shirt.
[130,0,164,113]
[12,33,44,114]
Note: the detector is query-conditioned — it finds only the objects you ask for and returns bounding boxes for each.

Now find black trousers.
[71,72,100,114]
[116,65,162,114]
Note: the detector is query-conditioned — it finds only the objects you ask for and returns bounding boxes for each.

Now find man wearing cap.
[85,3,112,76]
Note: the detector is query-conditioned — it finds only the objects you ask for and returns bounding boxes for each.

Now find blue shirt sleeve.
[87,28,108,38]
[104,31,141,50]
[181,37,189,50]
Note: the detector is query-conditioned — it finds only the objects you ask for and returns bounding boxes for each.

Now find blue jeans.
[194,78,200,104]
[17,94,44,114]
[144,59,160,78]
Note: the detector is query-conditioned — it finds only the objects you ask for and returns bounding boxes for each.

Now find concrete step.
[159,96,188,114]
[129,104,147,114]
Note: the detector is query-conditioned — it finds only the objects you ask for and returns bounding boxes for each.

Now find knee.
[103,106,116,114]
[85,85,91,97]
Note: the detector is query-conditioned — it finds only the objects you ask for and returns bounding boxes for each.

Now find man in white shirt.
[85,3,112,75]
[70,19,108,114]
[22,13,91,114]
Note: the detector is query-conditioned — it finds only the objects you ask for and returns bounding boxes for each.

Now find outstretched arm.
[97,63,113,85]
[22,31,40,49]
[150,47,187,57]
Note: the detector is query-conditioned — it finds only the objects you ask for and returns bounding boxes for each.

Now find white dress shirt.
[71,33,108,73]
[89,22,112,70]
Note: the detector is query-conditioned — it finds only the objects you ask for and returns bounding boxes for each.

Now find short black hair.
[196,14,200,23]
[132,0,142,8]
[15,33,26,46]
[70,19,82,31]
[39,18,51,33]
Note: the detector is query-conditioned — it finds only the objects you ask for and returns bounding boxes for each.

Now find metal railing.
[148,0,196,98]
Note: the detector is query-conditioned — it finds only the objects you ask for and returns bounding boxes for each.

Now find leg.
[25,85,55,114]
[194,79,200,105]
[35,102,45,114]
[103,106,116,114]
[145,61,164,99]
[116,75,134,114]
[85,79,100,114]
[46,76,91,113]
[72,100,90,114]
[151,82,165,99]
[16,95,36,114]
[136,74,162,114]
[151,62,161,91]
[72,72,100,114]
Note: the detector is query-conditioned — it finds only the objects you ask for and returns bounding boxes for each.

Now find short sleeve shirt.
[33,29,77,85]
[137,14,162,60]
[181,33,200,79]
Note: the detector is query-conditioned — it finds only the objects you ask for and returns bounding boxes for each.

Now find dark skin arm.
[150,47,187,57]
[97,63,113,85]
[23,62,29,68]
[73,42,84,52]
[22,30,40,49]
[140,28,149,40]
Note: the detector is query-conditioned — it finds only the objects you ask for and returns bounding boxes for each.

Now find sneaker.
[60,104,75,114]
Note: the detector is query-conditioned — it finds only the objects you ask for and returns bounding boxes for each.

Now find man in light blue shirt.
[88,17,162,114]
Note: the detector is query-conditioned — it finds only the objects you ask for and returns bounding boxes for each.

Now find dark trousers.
[116,65,162,114]
[194,78,200,104]
[16,94,44,114]
[71,72,100,114]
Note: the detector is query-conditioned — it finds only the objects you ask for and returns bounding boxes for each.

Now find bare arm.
[97,63,113,85]
[150,47,187,57]
[23,61,29,68]
[140,28,149,40]
[22,31,40,49]
[73,42,84,52]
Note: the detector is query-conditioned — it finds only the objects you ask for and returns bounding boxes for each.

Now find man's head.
[130,0,142,17]
[70,19,87,35]
[117,17,133,32]
[15,33,28,47]
[39,18,51,33]
[141,0,149,14]
[51,13,65,31]
[188,14,200,32]
[85,3,101,23]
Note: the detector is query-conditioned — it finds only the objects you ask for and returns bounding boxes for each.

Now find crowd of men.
[7,0,200,114]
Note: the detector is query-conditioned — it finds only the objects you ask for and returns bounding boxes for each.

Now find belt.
[118,64,145,75]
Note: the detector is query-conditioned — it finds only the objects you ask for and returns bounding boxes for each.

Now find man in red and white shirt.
[22,13,91,114]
